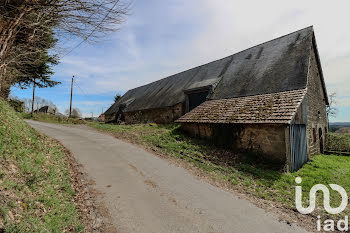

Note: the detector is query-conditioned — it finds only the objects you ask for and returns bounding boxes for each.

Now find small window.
[313,128,317,143]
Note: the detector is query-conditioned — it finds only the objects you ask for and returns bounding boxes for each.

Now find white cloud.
[53,0,350,110]
[337,97,350,107]
[73,100,112,106]
[182,0,350,107]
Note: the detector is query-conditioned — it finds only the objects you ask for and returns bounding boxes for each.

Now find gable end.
[311,33,329,105]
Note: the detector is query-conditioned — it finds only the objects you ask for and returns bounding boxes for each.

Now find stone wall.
[181,123,287,163]
[124,103,183,124]
[181,123,213,139]
[104,113,114,123]
[306,44,328,156]
[236,124,287,163]
[98,114,105,122]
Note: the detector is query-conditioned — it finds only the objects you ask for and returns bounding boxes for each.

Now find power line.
[71,76,110,117]
[60,1,120,58]
[74,79,89,97]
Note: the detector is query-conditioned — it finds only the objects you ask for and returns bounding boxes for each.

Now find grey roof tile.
[176,89,306,124]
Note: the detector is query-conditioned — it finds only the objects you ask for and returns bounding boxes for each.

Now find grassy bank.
[88,122,350,218]
[21,112,85,125]
[0,99,83,232]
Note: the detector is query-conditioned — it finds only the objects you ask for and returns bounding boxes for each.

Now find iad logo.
[295,177,349,231]
[295,177,348,215]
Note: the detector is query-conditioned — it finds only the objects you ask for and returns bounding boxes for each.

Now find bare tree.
[22,98,31,113]
[0,0,129,98]
[23,98,33,113]
[65,108,82,118]
[21,96,57,113]
[327,92,337,118]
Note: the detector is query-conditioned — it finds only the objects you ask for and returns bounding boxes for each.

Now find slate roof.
[176,89,307,124]
[105,26,321,115]
[35,106,55,114]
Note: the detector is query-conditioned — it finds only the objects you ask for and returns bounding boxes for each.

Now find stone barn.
[104,26,328,171]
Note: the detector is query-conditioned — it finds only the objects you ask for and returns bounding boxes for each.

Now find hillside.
[330,122,350,126]
[0,99,83,232]
[335,127,350,134]
[329,122,350,133]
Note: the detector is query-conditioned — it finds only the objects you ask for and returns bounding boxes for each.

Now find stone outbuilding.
[34,106,57,115]
[104,26,328,171]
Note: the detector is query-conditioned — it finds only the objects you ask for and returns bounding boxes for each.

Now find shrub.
[8,99,24,112]
[326,133,350,152]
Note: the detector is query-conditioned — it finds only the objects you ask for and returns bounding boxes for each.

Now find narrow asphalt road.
[26,120,309,233]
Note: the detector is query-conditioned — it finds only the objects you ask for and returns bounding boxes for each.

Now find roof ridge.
[126,26,313,92]
[228,26,313,58]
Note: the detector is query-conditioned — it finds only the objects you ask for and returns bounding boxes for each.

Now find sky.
[11,0,350,121]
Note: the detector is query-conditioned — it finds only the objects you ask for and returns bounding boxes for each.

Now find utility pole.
[31,79,36,117]
[69,75,74,117]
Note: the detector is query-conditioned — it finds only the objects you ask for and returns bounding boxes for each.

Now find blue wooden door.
[290,124,308,172]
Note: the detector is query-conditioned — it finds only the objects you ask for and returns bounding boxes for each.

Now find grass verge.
[88,122,350,220]
[0,99,83,232]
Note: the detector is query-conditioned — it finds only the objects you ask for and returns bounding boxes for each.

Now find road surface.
[27,120,309,233]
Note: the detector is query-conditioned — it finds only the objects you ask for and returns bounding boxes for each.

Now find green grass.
[21,112,85,125]
[89,122,350,218]
[0,99,83,232]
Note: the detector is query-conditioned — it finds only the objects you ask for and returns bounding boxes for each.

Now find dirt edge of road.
[61,141,118,233]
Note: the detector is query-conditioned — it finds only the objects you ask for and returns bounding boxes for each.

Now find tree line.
[0,0,129,99]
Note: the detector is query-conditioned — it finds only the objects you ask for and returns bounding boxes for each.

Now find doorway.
[319,128,324,153]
